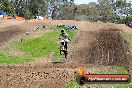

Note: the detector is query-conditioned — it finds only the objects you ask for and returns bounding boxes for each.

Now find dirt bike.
[60,39,68,59]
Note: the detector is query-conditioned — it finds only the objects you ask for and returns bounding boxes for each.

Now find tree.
[74,4,90,20]
[24,9,32,20]
[115,0,127,8]
[29,0,47,16]
[12,0,48,18]
[88,2,98,16]
[0,0,16,16]
[55,1,76,20]
[97,0,115,22]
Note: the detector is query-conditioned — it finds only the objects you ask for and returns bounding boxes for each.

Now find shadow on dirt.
[72,29,129,67]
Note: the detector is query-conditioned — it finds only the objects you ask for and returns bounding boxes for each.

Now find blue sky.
[74,0,131,4]
[74,0,98,4]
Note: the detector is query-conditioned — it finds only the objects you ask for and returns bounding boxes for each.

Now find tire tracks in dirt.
[69,30,129,67]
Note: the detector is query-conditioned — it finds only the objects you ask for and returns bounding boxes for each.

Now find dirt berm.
[70,29,129,67]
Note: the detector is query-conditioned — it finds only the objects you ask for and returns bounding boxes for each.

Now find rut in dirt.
[70,29,129,67]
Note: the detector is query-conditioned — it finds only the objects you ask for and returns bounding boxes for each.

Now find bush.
[24,10,32,20]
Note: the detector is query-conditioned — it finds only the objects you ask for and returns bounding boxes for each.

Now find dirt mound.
[0,28,23,44]
[70,29,129,67]
[0,20,50,45]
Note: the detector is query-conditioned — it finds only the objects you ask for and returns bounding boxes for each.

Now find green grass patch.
[15,32,59,58]
[0,52,20,64]
[64,78,81,88]
[0,28,76,64]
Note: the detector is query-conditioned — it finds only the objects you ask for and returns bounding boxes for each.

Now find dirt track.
[0,65,76,88]
[0,20,131,88]
[70,29,129,67]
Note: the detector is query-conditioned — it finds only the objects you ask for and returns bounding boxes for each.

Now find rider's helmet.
[61,29,64,33]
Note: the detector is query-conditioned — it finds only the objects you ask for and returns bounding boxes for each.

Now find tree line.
[75,0,132,23]
[0,0,132,23]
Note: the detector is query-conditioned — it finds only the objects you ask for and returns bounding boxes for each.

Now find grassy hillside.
[0,28,75,64]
